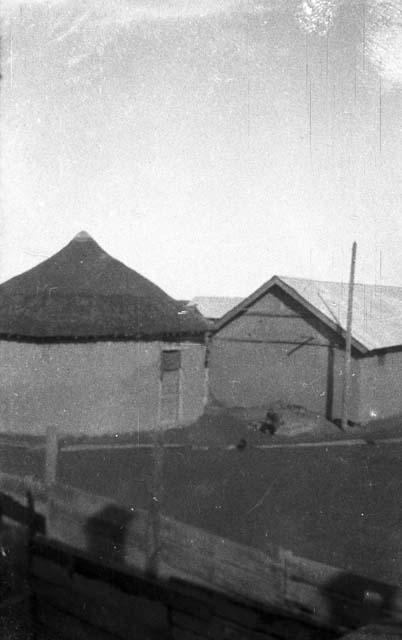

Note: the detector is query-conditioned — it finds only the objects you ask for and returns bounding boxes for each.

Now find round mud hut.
[0,232,209,437]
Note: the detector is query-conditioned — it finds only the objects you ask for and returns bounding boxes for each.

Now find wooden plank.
[49,484,149,536]
[31,536,169,604]
[160,536,282,608]
[286,553,353,589]
[171,611,277,640]
[50,503,148,549]
[47,496,149,572]
[212,562,282,607]
[160,540,217,583]
[30,541,337,639]
[158,558,235,596]
[340,625,402,640]
[45,483,402,629]
[166,577,233,607]
[32,557,169,631]
[35,600,120,640]
[73,570,169,630]
[0,471,46,504]
[49,513,148,574]
[32,578,164,640]
[259,618,334,640]
[206,616,279,640]
[171,611,211,636]
[33,528,282,632]
[165,578,283,629]
[284,579,336,622]
[172,628,205,640]
[162,518,278,565]
[284,578,402,630]
[164,586,214,621]
[48,484,283,612]
[46,488,308,621]
[208,597,262,629]
[286,554,402,617]
[160,517,281,601]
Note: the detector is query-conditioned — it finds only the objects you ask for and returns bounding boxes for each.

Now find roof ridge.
[280,275,402,290]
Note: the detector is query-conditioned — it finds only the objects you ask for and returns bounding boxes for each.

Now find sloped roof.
[0,232,208,340]
[215,275,402,352]
[189,296,243,320]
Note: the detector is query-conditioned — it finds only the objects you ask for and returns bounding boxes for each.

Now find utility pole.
[341,242,357,431]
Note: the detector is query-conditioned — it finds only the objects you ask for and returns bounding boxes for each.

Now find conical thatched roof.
[0,232,208,340]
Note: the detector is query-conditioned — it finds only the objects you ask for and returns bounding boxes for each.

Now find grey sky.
[1,0,402,298]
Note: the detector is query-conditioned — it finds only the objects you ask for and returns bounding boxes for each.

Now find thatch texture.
[0,232,208,341]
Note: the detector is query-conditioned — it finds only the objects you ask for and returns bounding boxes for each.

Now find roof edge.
[214,275,368,354]
[0,332,207,344]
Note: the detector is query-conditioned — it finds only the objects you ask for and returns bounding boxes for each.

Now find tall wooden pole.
[341,242,357,431]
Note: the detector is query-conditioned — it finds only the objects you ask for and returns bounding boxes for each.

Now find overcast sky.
[1,0,402,298]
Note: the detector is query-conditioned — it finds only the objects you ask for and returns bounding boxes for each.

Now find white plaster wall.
[0,340,207,436]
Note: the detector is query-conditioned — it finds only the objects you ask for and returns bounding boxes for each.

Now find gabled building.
[0,232,209,436]
[208,275,402,424]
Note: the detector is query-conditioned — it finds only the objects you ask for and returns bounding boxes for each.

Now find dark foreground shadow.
[0,491,45,536]
[84,504,136,566]
[323,571,399,630]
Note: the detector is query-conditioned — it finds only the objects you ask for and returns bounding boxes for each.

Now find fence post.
[26,489,39,637]
[45,426,58,526]
[147,433,164,578]
[279,548,292,604]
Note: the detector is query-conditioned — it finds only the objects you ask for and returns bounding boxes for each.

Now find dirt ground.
[0,411,401,590]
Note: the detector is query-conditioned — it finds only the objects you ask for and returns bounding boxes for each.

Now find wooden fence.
[29,534,337,640]
[1,470,402,638]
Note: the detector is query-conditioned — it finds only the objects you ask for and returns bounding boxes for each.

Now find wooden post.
[341,242,357,431]
[45,426,58,527]
[147,433,164,578]
[146,356,164,578]
[45,426,59,488]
